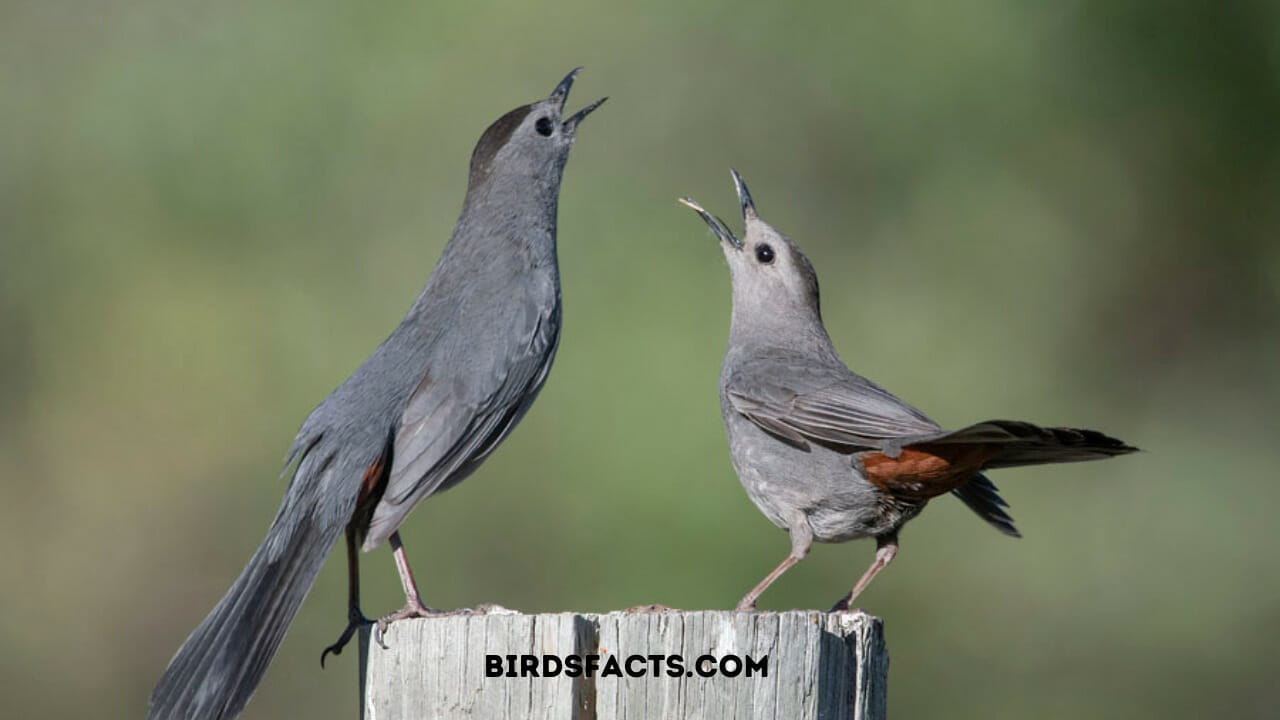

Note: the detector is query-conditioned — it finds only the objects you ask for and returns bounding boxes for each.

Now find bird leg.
[736,521,812,611]
[321,526,373,666]
[830,532,899,612]
[374,531,443,647]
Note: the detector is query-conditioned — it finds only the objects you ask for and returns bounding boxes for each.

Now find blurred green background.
[3,1,1278,718]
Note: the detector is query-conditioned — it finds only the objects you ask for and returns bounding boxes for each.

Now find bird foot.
[320,607,374,667]
[373,599,444,649]
[734,600,758,612]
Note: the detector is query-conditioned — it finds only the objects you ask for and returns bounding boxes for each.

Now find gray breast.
[719,395,920,543]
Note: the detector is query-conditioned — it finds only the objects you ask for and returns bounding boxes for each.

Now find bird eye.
[755,244,775,264]
[535,117,554,137]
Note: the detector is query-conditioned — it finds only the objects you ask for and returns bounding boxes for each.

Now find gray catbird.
[149,69,604,720]
[679,170,1136,612]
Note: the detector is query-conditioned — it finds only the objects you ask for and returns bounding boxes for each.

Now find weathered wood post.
[360,609,887,719]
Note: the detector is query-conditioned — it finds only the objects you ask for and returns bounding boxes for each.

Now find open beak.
[678,197,743,249]
[729,168,758,220]
[551,67,608,132]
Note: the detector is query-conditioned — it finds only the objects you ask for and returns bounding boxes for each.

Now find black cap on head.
[469,105,534,187]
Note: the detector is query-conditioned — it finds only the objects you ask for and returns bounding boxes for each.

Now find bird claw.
[320,609,374,668]
[373,599,443,649]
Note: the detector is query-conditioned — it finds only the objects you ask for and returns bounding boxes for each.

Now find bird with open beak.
[150,69,605,720]
[680,170,1136,612]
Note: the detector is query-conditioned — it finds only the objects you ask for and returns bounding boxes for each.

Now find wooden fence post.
[361,609,887,720]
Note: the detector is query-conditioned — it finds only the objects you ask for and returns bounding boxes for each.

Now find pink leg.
[831,533,899,612]
[390,531,426,606]
[374,531,442,647]
[737,522,813,611]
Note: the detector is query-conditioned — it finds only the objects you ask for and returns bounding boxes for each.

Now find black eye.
[755,244,775,264]
[535,117,554,137]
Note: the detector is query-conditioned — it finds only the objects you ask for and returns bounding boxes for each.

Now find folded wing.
[362,298,560,550]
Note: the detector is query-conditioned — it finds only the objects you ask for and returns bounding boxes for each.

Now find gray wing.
[725,348,941,451]
[362,298,559,549]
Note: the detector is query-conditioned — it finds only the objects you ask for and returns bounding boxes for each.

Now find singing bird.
[679,170,1136,612]
[150,69,605,720]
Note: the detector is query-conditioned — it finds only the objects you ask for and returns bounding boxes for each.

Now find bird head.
[680,169,822,323]
[466,68,606,194]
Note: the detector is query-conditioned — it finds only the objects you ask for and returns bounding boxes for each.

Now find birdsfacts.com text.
[486,653,769,679]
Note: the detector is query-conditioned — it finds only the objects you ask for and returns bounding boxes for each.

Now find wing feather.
[725,349,940,451]
[361,295,559,549]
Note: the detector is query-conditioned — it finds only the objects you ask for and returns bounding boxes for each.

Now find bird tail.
[927,421,1134,538]
[951,473,1021,537]
[149,451,349,720]
[935,419,1138,469]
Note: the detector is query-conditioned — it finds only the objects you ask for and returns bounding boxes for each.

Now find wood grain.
[361,610,887,720]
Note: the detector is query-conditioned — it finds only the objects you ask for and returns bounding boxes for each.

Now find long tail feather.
[931,420,1137,469]
[149,450,350,720]
[929,420,1135,535]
